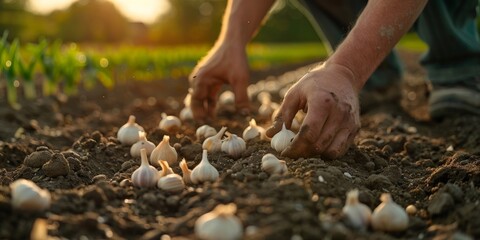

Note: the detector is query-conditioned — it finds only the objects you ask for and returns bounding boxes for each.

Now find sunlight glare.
[27,0,170,24]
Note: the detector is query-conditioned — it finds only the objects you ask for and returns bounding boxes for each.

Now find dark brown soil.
[0,51,479,240]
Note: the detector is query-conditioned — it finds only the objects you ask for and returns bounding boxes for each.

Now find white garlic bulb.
[150,135,178,166]
[191,150,219,184]
[157,174,185,192]
[342,189,372,230]
[195,203,243,240]
[203,126,227,153]
[10,179,51,211]
[258,99,279,119]
[130,131,155,157]
[179,107,193,121]
[131,148,159,188]
[256,91,271,103]
[270,123,295,152]
[159,113,182,132]
[219,90,235,106]
[180,89,194,121]
[221,132,246,158]
[158,160,175,177]
[196,125,218,140]
[261,153,288,175]
[261,154,288,175]
[371,193,409,232]
[179,158,192,185]
[242,119,266,141]
[117,115,145,145]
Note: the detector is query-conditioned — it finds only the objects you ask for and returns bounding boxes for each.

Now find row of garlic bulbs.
[342,189,409,232]
[131,148,219,191]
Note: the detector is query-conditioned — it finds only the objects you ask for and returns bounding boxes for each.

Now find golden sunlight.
[27,0,170,24]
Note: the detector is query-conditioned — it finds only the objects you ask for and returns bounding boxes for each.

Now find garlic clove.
[270,123,295,152]
[342,189,372,230]
[159,113,182,132]
[158,160,174,178]
[179,158,193,185]
[261,153,288,175]
[242,119,266,141]
[256,91,271,103]
[203,126,227,153]
[10,179,51,211]
[190,150,219,184]
[157,174,185,193]
[371,193,409,232]
[117,115,145,145]
[195,203,243,240]
[131,148,159,188]
[196,125,218,141]
[130,131,156,157]
[219,91,235,106]
[221,132,246,158]
[179,107,193,121]
[150,135,178,166]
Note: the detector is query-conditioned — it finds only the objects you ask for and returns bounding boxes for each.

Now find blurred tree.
[151,0,319,45]
[58,0,129,43]
[150,0,226,45]
[0,0,29,40]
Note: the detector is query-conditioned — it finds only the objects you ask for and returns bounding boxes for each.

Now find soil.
[0,51,479,240]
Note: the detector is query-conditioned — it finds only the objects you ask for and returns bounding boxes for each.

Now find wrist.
[319,61,364,93]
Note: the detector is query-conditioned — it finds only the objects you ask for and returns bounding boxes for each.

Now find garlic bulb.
[131,148,159,188]
[117,115,145,145]
[157,174,185,192]
[242,119,266,141]
[342,189,372,230]
[256,91,271,103]
[258,99,279,119]
[159,113,182,132]
[179,107,193,121]
[158,160,175,177]
[191,150,219,184]
[179,158,192,185]
[371,193,409,232]
[221,132,246,158]
[130,131,156,157]
[196,125,218,140]
[271,123,295,152]
[219,90,235,106]
[180,89,194,121]
[195,203,243,240]
[203,126,227,153]
[150,135,178,166]
[261,154,288,175]
[10,179,51,211]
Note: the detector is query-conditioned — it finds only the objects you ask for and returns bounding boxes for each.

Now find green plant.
[2,38,20,109]
[17,43,39,99]
[38,39,62,96]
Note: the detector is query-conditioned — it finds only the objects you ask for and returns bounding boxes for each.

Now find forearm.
[218,0,276,46]
[328,0,428,92]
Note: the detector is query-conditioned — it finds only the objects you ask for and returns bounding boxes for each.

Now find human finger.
[322,127,352,159]
[281,95,333,158]
[230,74,250,115]
[265,89,302,138]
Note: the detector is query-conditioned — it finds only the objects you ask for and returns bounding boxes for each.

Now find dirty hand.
[266,63,361,159]
[189,43,250,121]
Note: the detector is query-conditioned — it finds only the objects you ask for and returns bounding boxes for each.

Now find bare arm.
[189,0,276,120]
[267,0,428,158]
[329,0,428,92]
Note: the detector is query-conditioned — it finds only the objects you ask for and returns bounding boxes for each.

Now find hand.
[266,63,361,159]
[189,43,250,121]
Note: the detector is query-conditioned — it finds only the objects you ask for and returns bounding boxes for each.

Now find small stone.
[446,145,454,152]
[365,174,392,189]
[92,174,107,183]
[343,172,353,178]
[120,179,132,187]
[24,149,53,168]
[42,153,70,177]
[406,204,417,215]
